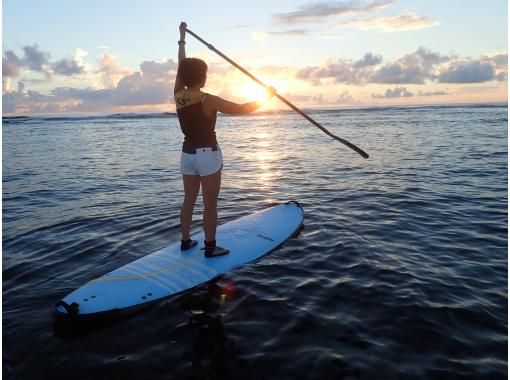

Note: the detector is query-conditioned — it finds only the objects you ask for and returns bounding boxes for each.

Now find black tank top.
[175,89,218,154]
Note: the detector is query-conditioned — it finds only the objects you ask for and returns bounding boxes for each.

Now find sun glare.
[234,82,272,102]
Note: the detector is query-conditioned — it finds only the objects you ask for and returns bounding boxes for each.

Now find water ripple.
[3,105,507,379]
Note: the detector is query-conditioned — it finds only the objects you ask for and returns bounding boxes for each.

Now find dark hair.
[177,58,208,87]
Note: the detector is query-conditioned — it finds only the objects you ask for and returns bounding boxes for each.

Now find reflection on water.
[223,125,286,194]
[180,282,242,380]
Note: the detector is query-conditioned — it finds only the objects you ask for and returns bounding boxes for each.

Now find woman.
[174,22,274,258]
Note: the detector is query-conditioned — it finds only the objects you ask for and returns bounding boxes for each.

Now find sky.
[2,0,508,115]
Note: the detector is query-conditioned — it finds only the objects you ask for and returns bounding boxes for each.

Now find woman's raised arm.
[204,87,275,116]
[174,22,187,95]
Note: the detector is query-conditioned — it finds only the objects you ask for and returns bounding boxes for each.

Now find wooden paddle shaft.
[184,27,369,159]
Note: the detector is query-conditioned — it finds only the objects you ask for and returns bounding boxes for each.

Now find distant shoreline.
[3,102,507,120]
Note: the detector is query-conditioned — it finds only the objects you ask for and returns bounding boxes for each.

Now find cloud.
[372,87,449,99]
[139,60,177,79]
[4,42,507,114]
[370,47,451,84]
[336,90,360,104]
[273,0,394,24]
[343,11,439,32]
[296,56,374,85]
[370,62,425,84]
[484,54,508,81]
[96,53,132,88]
[309,90,360,105]
[311,93,344,105]
[3,58,180,114]
[3,44,95,81]
[284,50,509,87]
[312,93,328,105]
[252,29,309,41]
[114,61,176,106]
[372,86,413,98]
[438,60,496,83]
[281,90,359,106]
[267,29,310,36]
[3,51,22,77]
[295,47,456,85]
[3,83,68,114]
[417,90,448,96]
[51,57,86,76]
[90,59,177,107]
[482,53,508,70]
[353,52,382,68]
[22,44,51,72]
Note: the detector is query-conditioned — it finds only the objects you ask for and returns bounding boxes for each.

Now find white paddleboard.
[53,201,303,320]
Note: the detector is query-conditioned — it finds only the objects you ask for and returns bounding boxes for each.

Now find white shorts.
[180,147,223,176]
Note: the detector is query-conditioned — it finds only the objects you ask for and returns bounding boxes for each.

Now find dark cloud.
[370,62,426,84]
[353,52,382,68]
[3,51,22,77]
[370,47,451,84]
[438,60,495,83]
[296,56,373,85]
[4,44,92,79]
[3,85,62,114]
[372,86,413,98]
[273,0,394,24]
[22,44,51,72]
[495,72,508,81]
[404,46,451,66]
[52,57,86,76]
[482,53,508,69]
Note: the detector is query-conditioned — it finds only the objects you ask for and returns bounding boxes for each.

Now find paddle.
[184,27,369,159]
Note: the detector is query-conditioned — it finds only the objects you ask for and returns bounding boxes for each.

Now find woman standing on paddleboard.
[175,22,274,258]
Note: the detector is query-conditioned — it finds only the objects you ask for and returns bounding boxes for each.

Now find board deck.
[53,201,304,320]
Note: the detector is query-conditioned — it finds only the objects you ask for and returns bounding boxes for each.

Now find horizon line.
[2,101,508,120]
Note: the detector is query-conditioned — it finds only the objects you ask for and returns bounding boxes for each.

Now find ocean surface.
[3,104,508,379]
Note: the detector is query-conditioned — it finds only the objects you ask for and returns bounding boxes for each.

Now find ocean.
[3,104,508,379]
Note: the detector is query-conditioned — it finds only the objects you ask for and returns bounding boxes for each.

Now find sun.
[233,82,272,102]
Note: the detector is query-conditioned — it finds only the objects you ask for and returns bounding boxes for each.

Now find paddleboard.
[53,201,304,320]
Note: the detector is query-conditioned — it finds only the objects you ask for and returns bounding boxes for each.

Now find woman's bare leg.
[181,174,201,240]
[200,170,221,242]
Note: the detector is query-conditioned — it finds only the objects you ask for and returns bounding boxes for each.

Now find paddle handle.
[184,28,369,159]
